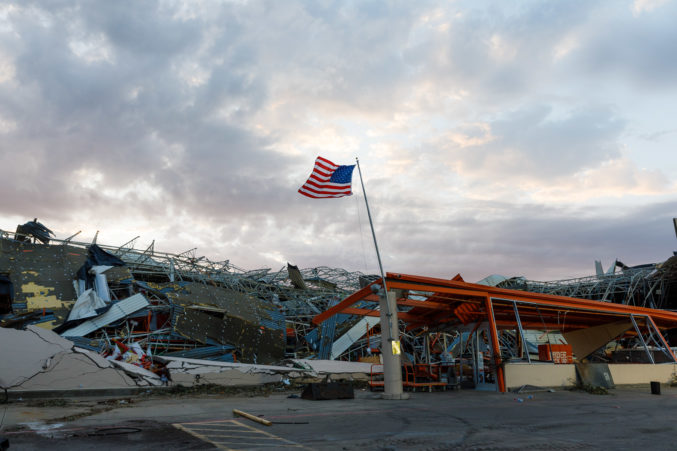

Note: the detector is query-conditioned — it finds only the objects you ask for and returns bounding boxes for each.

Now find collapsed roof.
[0,224,377,365]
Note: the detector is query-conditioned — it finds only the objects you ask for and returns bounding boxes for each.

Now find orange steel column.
[484,296,506,393]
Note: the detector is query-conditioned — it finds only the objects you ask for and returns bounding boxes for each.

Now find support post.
[380,290,407,399]
[459,331,464,385]
[513,301,531,363]
[630,314,654,364]
[646,315,677,363]
[485,296,506,393]
[472,329,479,385]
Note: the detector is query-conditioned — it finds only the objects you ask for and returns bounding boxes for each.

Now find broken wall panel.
[156,282,286,363]
[174,308,284,363]
[157,356,307,387]
[0,239,87,327]
[0,325,160,391]
[563,321,633,360]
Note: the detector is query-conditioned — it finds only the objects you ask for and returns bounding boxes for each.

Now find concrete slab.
[0,325,72,389]
[108,360,162,386]
[0,326,158,393]
[13,352,138,391]
[158,356,306,374]
[290,358,373,381]
[291,359,373,374]
[158,356,309,387]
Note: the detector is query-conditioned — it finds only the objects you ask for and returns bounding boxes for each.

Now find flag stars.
[329,165,355,184]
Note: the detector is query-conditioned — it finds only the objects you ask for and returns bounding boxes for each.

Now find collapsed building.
[4,218,677,394]
[0,220,380,370]
[497,257,677,310]
[0,227,284,364]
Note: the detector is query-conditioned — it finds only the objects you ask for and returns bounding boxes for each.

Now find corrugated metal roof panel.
[61,293,149,337]
[331,316,380,359]
[259,307,285,331]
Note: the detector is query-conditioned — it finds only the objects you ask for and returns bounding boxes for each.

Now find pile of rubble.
[0,221,379,394]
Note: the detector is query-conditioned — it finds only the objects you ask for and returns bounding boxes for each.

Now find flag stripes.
[298,156,355,198]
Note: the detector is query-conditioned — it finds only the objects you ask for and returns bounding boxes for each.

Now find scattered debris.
[570,383,609,395]
[0,223,380,367]
[576,363,615,390]
[511,385,555,394]
[3,218,677,395]
[232,409,272,426]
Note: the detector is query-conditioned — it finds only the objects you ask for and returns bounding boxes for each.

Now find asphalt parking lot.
[3,384,677,450]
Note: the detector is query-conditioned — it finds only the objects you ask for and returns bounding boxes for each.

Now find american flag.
[298,156,355,198]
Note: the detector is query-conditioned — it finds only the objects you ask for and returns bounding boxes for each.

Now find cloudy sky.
[1,0,676,282]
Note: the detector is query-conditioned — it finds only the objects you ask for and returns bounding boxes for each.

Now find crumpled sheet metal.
[61,293,149,337]
[66,288,107,322]
[0,325,161,391]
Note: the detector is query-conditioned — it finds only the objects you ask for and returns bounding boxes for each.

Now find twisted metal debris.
[0,224,376,364]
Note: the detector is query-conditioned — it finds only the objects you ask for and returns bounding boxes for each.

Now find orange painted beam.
[646,315,677,362]
[484,296,506,393]
[387,273,677,327]
[396,299,455,310]
[386,280,489,299]
[335,308,418,323]
[313,272,677,337]
[341,307,380,317]
[312,283,375,325]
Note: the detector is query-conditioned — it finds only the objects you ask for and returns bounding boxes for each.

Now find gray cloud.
[0,1,674,282]
[379,200,677,282]
[571,2,677,88]
[429,104,625,185]
[0,1,292,220]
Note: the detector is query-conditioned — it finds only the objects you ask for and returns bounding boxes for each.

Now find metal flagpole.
[355,157,406,399]
[355,158,389,306]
